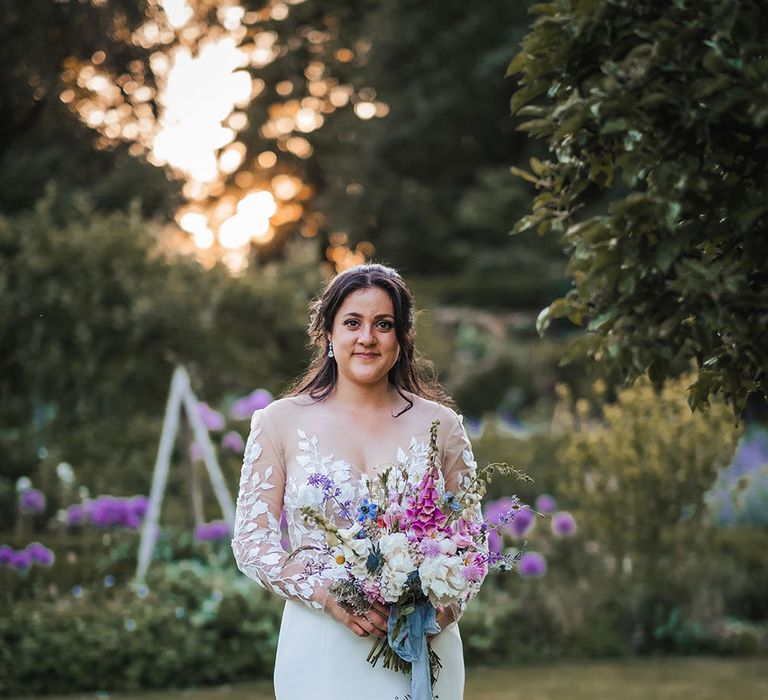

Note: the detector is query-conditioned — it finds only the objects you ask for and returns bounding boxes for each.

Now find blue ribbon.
[388,601,441,700]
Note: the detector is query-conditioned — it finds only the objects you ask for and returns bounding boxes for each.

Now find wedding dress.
[231,394,482,700]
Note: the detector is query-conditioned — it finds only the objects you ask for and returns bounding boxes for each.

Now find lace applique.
[232,416,332,609]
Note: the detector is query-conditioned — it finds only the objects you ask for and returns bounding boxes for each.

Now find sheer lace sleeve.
[231,408,330,610]
[440,410,488,623]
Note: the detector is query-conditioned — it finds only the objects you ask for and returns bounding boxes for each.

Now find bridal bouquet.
[294,419,531,700]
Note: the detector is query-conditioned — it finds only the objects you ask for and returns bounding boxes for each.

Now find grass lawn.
[17,657,768,700]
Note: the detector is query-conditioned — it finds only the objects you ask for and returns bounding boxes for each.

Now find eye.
[344,319,360,328]
[377,320,395,330]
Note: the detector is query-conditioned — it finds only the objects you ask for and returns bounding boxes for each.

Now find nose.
[358,324,375,345]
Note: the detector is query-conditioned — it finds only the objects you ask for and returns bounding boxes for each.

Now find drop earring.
[327,341,334,359]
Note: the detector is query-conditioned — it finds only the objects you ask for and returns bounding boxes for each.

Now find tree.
[508,0,768,413]
[0,192,322,516]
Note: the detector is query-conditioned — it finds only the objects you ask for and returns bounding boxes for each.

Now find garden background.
[2,0,767,698]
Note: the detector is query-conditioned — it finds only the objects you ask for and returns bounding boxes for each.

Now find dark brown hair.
[286,263,453,416]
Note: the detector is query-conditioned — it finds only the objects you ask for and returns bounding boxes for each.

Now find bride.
[231,263,483,700]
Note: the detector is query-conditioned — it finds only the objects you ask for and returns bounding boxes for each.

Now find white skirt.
[274,600,465,700]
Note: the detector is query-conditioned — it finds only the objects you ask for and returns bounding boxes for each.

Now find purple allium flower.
[67,504,86,527]
[222,430,245,453]
[509,507,535,538]
[230,389,273,420]
[19,488,46,514]
[535,494,557,514]
[26,542,55,566]
[483,497,523,553]
[551,511,577,537]
[129,495,148,519]
[124,512,141,530]
[198,402,225,431]
[420,538,442,557]
[89,496,127,527]
[12,550,33,570]
[194,520,230,542]
[519,551,546,577]
[0,545,14,565]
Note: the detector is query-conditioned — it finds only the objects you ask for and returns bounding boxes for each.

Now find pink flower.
[462,560,485,582]
[222,431,245,453]
[198,402,225,431]
[405,465,447,537]
[381,503,406,530]
[420,538,441,557]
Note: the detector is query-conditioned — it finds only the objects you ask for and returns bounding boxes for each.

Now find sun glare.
[64,0,384,271]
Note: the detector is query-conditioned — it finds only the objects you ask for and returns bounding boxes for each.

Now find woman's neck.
[329,378,405,415]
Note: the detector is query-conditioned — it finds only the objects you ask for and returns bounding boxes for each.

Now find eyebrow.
[342,312,395,319]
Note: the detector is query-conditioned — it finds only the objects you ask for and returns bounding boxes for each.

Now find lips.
[354,353,379,358]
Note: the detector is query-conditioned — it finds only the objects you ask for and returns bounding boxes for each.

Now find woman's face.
[329,286,400,390]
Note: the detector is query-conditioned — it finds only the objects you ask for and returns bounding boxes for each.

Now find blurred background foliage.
[1,0,767,694]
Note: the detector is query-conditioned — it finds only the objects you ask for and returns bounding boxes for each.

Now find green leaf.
[587,309,617,332]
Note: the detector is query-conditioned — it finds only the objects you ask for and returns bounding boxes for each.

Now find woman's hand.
[427,605,457,640]
[325,598,390,639]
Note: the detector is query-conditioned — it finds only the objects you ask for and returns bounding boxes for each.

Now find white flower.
[338,524,372,577]
[337,523,363,542]
[377,533,416,602]
[419,554,468,607]
[379,533,412,566]
[380,563,409,602]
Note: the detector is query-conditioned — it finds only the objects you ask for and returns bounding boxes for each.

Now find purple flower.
[519,551,546,577]
[129,495,149,519]
[0,545,14,565]
[11,550,33,570]
[222,430,245,453]
[307,472,341,501]
[509,507,535,538]
[552,511,577,537]
[26,542,55,567]
[420,538,442,557]
[230,389,273,420]
[19,488,46,514]
[89,496,126,527]
[535,494,557,514]
[194,520,230,542]
[198,402,225,431]
[67,504,86,527]
[124,512,141,530]
[87,495,147,529]
[463,561,486,582]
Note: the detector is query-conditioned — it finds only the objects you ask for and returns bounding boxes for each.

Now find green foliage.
[0,561,283,695]
[556,373,741,647]
[508,0,768,413]
[0,192,322,521]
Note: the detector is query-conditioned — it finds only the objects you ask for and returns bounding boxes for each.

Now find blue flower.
[444,491,462,511]
[356,498,378,523]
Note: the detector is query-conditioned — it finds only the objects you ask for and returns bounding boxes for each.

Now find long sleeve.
[440,410,488,622]
[231,408,330,610]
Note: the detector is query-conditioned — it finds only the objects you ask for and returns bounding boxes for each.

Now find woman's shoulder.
[256,394,316,427]
[405,393,462,427]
